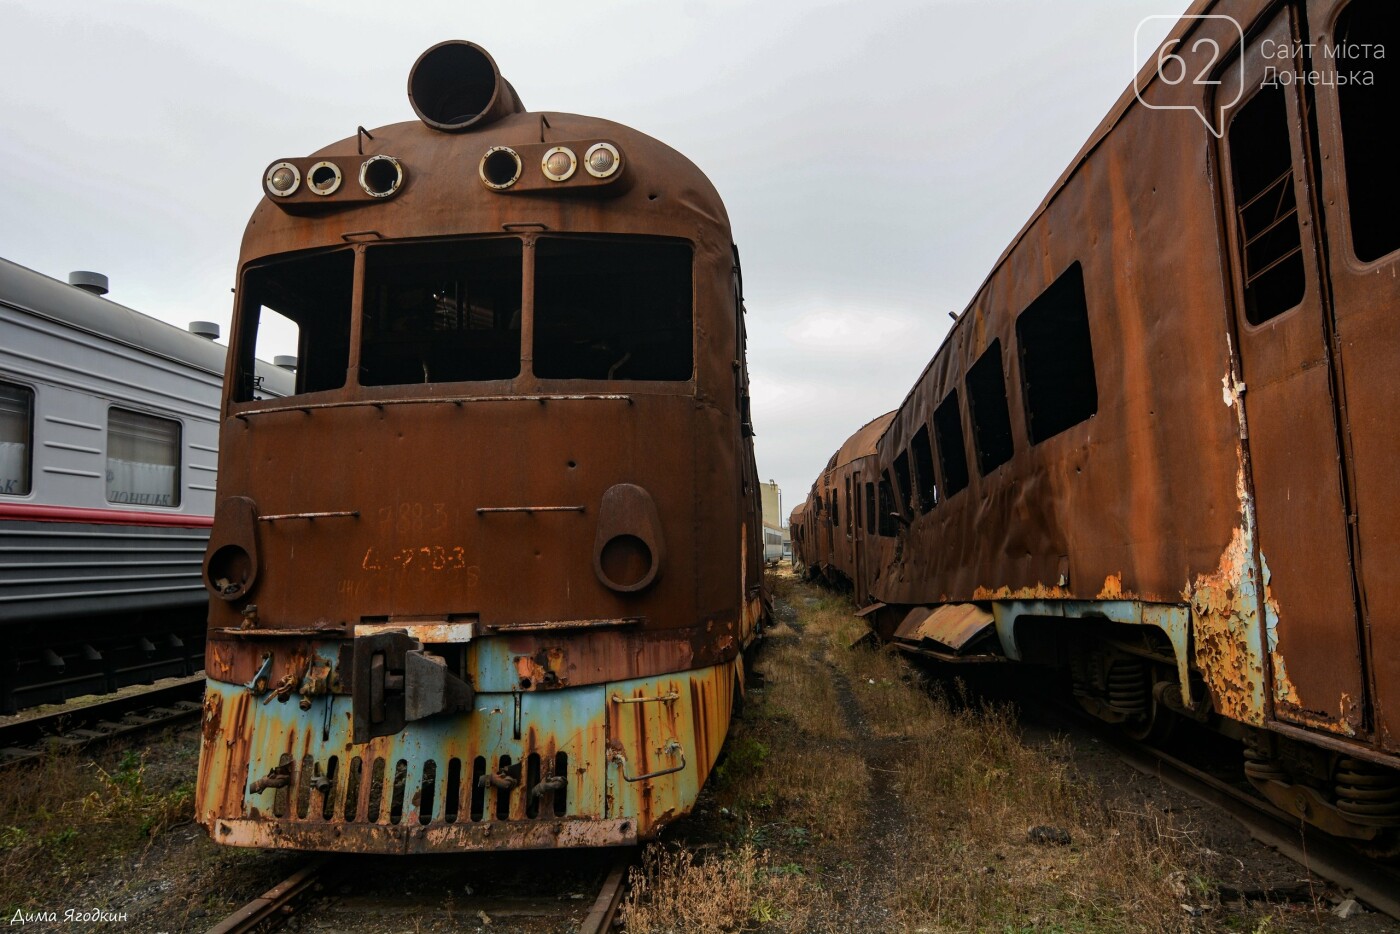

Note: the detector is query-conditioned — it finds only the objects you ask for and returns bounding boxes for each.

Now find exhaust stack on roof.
[68,271,109,296]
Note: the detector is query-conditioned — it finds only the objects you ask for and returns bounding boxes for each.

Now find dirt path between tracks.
[621,570,1400,933]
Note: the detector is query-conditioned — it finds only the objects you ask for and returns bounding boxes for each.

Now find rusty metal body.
[801,0,1400,840]
[196,42,766,854]
[792,412,894,604]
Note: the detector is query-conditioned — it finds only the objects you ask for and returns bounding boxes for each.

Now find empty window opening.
[236,249,352,400]
[966,341,1015,475]
[878,472,897,537]
[865,482,876,534]
[843,477,852,533]
[933,391,970,498]
[910,425,937,512]
[362,239,522,385]
[832,487,840,529]
[0,382,33,497]
[893,450,914,520]
[1336,0,1400,262]
[106,408,180,508]
[1017,262,1098,444]
[534,237,693,380]
[1228,84,1306,324]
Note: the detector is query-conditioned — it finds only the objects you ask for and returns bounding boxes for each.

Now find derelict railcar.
[834,0,1400,843]
[798,412,894,599]
[0,258,290,711]
[195,41,766,854]
[788,503,808,573]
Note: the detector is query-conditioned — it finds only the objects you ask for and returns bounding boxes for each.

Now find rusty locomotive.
[195,41,767,853]
[798,0,1400,846]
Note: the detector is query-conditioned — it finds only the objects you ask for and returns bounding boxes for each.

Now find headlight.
[541,146,577,182]
[307,161,343,196]
[479,146,522,190]
[584,142,621,179]
[265,162,301,197]
[359,155,404,198]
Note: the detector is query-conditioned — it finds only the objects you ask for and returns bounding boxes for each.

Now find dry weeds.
[623,843,821,934]
[0,743,193,914]
[624,570,1256,933]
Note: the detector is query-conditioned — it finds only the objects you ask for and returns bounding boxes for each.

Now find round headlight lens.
[265,162,300,197]
[542,146,577,182]
[584,142,620,179]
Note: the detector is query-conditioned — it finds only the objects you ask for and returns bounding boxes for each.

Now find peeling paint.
[1097,574,1124,600]
[196,661,735,853]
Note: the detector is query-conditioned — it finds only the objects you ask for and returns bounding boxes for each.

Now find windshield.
[232,234,694,402]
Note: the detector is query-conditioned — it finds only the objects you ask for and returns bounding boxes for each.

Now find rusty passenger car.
[803,0,1400,844]
[793,412,893,600]
[195,41,767,854]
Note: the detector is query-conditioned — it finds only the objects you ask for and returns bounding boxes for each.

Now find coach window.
[107,408,180,508]
[1335,0,1399,262]
[832,487,840,529]
[1227,84,1306,323]
[877,472,897,537]
[845,476,853,534]
[865,482,876,535]
[910,424,937,512]
[1017,263,1098,444]
[893,450,914,520]
[0,382,33,496]
[534,237,693,380]
[236,250,353,401]
[362,239,522,385]
[966,341,1015,475]
[933,390,970,498]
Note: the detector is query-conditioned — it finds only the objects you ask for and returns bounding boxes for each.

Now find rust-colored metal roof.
[832,411,896,470]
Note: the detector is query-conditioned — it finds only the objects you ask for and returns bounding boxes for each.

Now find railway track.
[208,847,635,933]
[1030,702,1400,921]
[0,674,204,768]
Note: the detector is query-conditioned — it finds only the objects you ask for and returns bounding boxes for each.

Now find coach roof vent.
[189,321,221,340]
[68,271,109,296]
[408,40,525,132]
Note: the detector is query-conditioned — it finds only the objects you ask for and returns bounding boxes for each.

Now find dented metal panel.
[892,604,993,653]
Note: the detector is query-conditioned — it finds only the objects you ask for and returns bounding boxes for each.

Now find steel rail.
[0,674,204,768]
[579,848,635,934]
[206,858,328,934]
[1032,703,1400,921]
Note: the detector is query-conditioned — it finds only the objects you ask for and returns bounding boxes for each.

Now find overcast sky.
[0,0,1182,519]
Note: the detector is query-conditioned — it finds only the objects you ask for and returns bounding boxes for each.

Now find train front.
[195,42,762,854]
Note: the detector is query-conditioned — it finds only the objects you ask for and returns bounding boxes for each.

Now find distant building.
[759,480,790,563]
[759,480,783,530]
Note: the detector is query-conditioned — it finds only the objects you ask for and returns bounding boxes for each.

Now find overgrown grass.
[623,843,821,934]
[0,745,193,912]
[625,569,1237,932]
